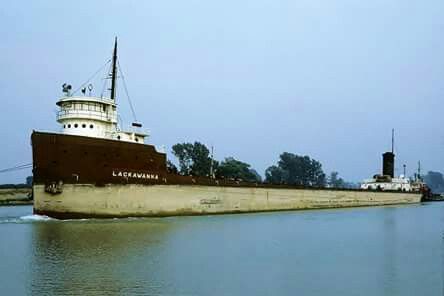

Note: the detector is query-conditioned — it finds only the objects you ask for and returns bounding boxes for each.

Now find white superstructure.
[55,38,147,144]
[361,175,413,191]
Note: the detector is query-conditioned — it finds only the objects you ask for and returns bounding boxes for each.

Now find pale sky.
[1,0,443,184]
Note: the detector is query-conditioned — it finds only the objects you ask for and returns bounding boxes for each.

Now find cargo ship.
[31,39,421,219]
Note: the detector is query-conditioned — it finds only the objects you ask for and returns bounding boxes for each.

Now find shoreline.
[0,200,33,206]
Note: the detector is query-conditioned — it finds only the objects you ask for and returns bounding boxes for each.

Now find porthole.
[63,124,66,128]
[82,124,86,128]
[74,123,78,128]
[135,138,139,142]
[68,124,71,128]
[117,135,121,140]
[90,124,93,129]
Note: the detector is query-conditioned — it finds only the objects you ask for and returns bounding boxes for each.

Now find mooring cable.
[0,163,32,174]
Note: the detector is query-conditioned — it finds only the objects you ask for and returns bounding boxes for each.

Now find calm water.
[1,203,443,296]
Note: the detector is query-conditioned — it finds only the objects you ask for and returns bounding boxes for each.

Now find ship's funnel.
[382,152,395,178]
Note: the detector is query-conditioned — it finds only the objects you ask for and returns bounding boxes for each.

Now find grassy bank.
[0,188,33,206]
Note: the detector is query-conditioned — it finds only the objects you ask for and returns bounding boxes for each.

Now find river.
[0,203,443,295]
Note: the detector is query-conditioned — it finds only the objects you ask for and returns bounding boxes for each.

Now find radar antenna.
[62,83,72,96]
[88,84,93,96]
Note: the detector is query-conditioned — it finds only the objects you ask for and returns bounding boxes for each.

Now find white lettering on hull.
[112,170,159,180]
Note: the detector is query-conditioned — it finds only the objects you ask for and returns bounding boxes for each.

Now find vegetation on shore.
[265,152,325,186]
[0,183,31,189]
[170,142,261,182]
[424,171,444,193]
[0,176,32,189]
[169,141,353,188]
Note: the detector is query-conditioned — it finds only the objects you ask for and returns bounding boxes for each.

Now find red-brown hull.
[31,132,422,219]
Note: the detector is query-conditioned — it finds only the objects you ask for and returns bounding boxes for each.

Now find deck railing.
[57,110,117,122]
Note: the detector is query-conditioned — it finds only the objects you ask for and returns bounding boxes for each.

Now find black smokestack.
[382,152,395,178]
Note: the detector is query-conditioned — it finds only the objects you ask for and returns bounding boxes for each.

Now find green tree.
[190,142,213,176]
[328,171,345,188]
[249,169,263,183]
[166,160,178,174]
[171,142,215,176]
[172,143,193,175]
[265,165,287,184]
[217,157,261,182]
[265,152,326,186]
[424,171,444,193]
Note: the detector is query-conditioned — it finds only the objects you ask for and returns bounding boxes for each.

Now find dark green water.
[0,203,443,296]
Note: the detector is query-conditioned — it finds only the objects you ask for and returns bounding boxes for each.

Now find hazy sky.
[1,0,443,183]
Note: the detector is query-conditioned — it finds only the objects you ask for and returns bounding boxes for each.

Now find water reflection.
[29,219,174,295]
[1,204,441,295]
[439,205,444,296]
[382,207,397,296]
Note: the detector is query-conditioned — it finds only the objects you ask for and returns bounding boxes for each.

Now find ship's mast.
[418,160,421,179]
[210,146,214,179]
[110,37,118,101]
[391,128,395,153]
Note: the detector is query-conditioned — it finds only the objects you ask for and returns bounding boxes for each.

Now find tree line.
[423,171,444,193]
[169,142,261,182]
[168,141,352,188]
